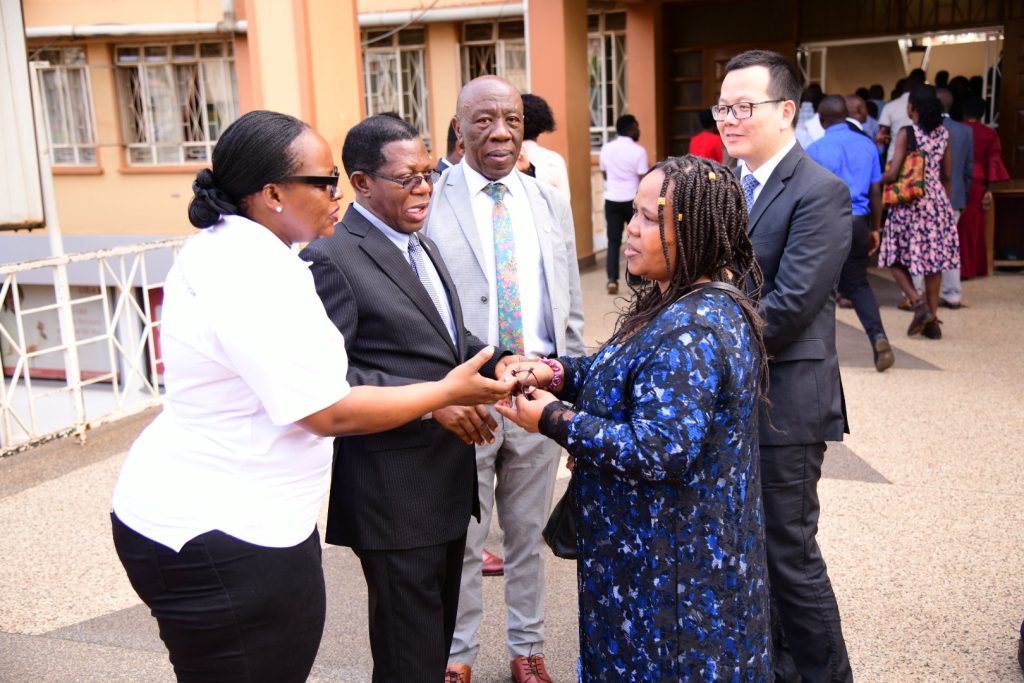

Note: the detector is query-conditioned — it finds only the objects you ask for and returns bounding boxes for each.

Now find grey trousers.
[912,209,963,302]
[448,411,561,665]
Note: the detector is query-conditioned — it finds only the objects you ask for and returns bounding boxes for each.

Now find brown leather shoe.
[445,663,471,683]
[482,549,504,576]
[510,655,553,683]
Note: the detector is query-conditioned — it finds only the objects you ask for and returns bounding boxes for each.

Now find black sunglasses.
[284,172,342,198]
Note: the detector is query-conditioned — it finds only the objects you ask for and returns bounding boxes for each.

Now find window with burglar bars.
[588,12,627,151]
[30,47,97,166]
[361,28,431,153]
[460,20,528,93]
[114,41,239,166]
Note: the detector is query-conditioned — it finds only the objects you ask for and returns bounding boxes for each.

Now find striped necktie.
[482,182,524,355]
[742,173,760,214]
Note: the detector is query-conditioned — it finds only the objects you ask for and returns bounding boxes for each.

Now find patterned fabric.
[741,174,759,213]
[879,123,960,277]
[483,182,524,354]
[407,233,454,343]
[540,290,770,682]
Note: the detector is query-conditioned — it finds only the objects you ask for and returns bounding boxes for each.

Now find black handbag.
[542,483,577,560]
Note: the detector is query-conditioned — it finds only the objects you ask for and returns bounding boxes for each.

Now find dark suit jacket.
[942,116,974,211]
[300,204,492,551]
[747,143,851,446]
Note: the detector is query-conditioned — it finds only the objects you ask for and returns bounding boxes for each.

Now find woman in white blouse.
[110,110,512,683]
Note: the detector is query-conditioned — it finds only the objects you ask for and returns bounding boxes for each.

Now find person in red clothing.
[689,108,724,163]
[959,96,1010,278]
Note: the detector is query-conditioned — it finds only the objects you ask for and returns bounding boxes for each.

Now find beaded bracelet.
[537,357,564,392]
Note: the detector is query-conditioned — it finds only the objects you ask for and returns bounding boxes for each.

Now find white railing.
[0,239,185,455]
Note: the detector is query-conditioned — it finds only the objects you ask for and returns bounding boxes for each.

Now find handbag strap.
[691,280,748,300]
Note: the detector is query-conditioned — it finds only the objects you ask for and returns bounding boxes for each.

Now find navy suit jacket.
[746,143,851,445]
[300,204,494,550]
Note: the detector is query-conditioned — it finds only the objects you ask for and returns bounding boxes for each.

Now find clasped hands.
[435,351,562,444]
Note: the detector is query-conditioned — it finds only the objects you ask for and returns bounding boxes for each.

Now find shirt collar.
[461,159,525,199]
[740,137,797,187]
[845,117,864,131]
[352,201,413,254]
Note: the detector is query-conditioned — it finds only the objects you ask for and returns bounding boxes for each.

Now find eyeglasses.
[710,99,786,121]
[365,170,436,192]
[285,173,342,199]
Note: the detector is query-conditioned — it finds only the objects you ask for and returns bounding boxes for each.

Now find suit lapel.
[442,165,489,276]
[344,206,458,358]
[748,143,804,236]
[419,234,465,359]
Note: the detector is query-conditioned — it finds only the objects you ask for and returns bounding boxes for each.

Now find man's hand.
[494,389,558,434]
[433,404,499,446]
[868,229,881,256]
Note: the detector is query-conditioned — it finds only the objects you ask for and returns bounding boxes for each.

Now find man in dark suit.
[716,50,854,682]
[300,115,508,682]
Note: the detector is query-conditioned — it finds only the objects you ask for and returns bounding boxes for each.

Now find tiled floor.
[1,260,1022,682]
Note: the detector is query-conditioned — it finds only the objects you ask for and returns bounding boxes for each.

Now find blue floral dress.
[540,289,771,682]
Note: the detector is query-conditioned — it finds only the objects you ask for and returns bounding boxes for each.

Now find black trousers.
[354,534,467,683]
[111,513,325,683]
[837,215,886,342]
[604,199,640,284]
[760,443,853,683]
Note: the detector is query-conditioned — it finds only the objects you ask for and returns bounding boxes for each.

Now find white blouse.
[112,215,351,551]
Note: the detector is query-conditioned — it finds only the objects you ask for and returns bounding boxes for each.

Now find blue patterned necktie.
[482,182,524,355]
[742,173,759,214]
[407,233,455,344]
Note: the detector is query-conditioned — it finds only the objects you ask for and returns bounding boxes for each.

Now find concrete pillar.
[426,21,462,163]
[625,2,662,162]
[526,0,594,263]
[239,0,363,199]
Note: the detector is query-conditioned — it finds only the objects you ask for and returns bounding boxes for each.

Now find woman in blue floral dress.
[879,84,959,339]
[499,155,771,681]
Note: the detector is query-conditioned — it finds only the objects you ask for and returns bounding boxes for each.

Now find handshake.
[434,348,567,445]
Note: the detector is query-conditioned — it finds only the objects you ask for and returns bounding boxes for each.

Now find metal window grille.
[362,29,432,153]
[588,12,627,151]
[114,41,239,166]
[460,20,527,93]
[30,47,97,166]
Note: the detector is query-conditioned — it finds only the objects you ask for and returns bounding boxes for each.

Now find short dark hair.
[724,50,801,107]
[188,110,308,228]
[698,108,716,130]
[342,114,420,177]
[907,68,926,88]
[615,114,638,136]
[446,120,458,155]
[522,93,556,140]
[963,95,987,119]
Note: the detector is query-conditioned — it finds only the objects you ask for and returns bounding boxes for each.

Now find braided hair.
[610,154,767,382]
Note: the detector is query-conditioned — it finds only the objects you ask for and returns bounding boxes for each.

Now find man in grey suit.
[909,88,973,309]
[300,115,510,682]
[424,75,585,683]
[716,50,853,682]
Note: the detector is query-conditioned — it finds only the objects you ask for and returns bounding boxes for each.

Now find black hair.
[698,108,716,130]
[910,84,943,133]
[615,114,639,136]
[522,93,556,141]
[446,120,458,155]
[342,114,420,177]
[188,110,308,228]
[725,50,801,126]
[611,155,767,385]
[869,84,885,99]
[907,68,926,88]
[935,70,950,88]
[855,87,871,101]
[963,95,987,120]
[866,100,879,119]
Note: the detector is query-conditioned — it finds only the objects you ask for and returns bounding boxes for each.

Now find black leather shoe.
[922,319,942,339]
[907,299,937,336]
[872,336,895,371]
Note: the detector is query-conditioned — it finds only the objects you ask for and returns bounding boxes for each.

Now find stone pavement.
[1,260,1023,682]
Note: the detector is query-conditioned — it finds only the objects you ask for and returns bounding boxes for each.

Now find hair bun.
[188,169,239,228]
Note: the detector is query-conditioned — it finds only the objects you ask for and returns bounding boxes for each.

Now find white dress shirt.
[739,138,797,206]
[112,214,351,551]
[461,161,554,357]
[879,93,912,162]
[522,139,571,201]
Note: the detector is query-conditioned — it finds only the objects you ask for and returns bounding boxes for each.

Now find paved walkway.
[1,260,1022,682]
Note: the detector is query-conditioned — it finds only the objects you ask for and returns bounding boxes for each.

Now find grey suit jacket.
[300,204,495,550]
[423,163,585,357]
[747,143,851,445]
[942,116,974,211]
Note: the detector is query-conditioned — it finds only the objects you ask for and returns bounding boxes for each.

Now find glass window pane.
[672,82,703,107]
[156,145,181,164]
[501,42,528,93]
[67,69,94,145]
[116,47,140,64]
[172,44,196,61]
[64,48,86,65]
[587,14,600,32]
[36,49,61,64]
[80,147,96,164]
[671,111,702,137]
[199,42,224,59]
[398,28,424,46]
[145,65,181,144]
[129,146,153,164]
[41,70,69,146]
[463,23,493,42]
[144,46,168,63]
[605,12,626,31]
[201,61,237,141]
[498,20,524,40]
[364,30,391,46]
[673,51,702,78]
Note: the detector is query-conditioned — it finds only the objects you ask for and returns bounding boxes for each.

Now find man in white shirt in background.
[599,114,648,294]
[877,68,925,163]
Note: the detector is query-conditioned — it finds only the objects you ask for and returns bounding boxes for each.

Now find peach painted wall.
[426,22,462,162]
[357,0,514,12]
[24,0,225,25]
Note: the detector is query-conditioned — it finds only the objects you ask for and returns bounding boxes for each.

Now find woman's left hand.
[495,388,558,433]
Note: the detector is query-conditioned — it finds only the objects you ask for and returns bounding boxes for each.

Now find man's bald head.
[453,76,524,180]
[817,94,848,128]
[844,94,867,123]
[936,87,954,114]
